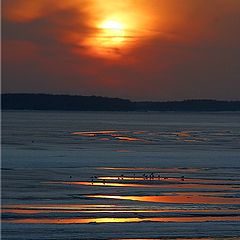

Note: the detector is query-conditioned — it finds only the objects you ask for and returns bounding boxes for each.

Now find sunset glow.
[3,216,240,224]
[87,194,240,205]
[99,20,125,45]
[2,0,240,100]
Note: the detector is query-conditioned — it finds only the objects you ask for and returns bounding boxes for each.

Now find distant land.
[2,94,240,111]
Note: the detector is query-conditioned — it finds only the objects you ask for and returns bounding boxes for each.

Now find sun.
[72,1,158,58]
[98,20,125,46]
[100,20,123,31]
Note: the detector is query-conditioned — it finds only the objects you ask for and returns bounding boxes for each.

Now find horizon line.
[2,93,240,103]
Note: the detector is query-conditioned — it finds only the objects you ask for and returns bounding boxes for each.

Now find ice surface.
[2,111,240,239]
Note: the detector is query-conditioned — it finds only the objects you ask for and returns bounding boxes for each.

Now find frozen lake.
[2,111,240,239]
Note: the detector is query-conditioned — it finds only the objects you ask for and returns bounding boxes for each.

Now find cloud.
[2,0,240,100]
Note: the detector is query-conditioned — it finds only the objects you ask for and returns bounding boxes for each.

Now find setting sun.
[100,20,123,32]
[98,20,125,46]
[74,0,160,58]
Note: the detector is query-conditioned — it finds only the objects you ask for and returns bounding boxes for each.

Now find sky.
[2,0,240,100]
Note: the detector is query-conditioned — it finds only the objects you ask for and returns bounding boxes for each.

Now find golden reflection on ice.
[2,209,48,214]
[88,194,240,204]
[72,130,118,136]
[3,216,240,224]
[177,131,191,137]
[96,176,234,184]
[2,204,240,214]
[48,181,236,191]
[115,136,143,142]
[71,130,145,142]
[58,181,150,187]
[3,209,238,214]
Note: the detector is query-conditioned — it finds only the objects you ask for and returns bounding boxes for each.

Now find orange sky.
[2,0,240,100]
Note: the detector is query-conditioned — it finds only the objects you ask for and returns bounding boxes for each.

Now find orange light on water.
[47,181,235,191]
[115,136,143,142]
[3,208,239,214]
[72,130,118,136]
[88,194,240,205]
[3,216,240,224]
[60,181,147,187]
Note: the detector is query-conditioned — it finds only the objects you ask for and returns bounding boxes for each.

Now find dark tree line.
[2,94,134,111]
[2,94,240,111]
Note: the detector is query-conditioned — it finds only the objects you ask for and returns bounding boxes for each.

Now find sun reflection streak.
[3,216,240,224]
[87,194,240,205]
[46,181,236,191]
[3,208,239,214]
